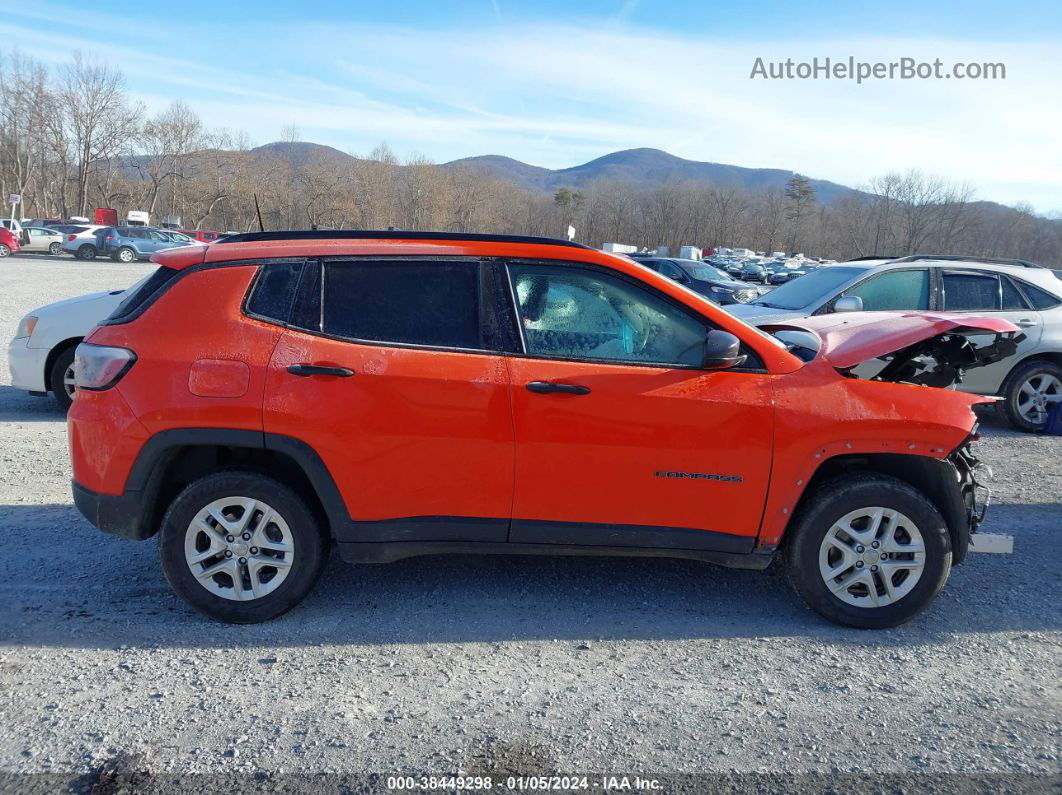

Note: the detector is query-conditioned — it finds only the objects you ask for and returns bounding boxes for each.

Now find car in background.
[0,218,28,245]
[95,226,196,262]
[740,261,769,283]
[726,255,1062,431]
[178,229,222,243]
[20,226,65,255]
[60,225,109,259]
[0,226,21,256]
[634,256,764,304]
[7,276,145,410]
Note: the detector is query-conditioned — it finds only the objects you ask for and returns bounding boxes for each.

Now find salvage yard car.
[728,255,1062,431]
[632,255,763,304]
[70,231,1011,627]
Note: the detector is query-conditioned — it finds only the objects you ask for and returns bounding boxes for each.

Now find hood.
[760,311,1024,388]
[725,303,803,322]
[31,288,126,315]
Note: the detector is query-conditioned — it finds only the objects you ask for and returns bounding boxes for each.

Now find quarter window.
[508,264,708,366]
[1018,281,1061,310]
[844,269,930,311]
[247,262,305,323]
[322,260,483,349]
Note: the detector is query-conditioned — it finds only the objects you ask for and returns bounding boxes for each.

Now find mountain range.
[249,142,857,202]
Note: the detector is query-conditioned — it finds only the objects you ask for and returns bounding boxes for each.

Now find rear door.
[936,268,1043,394]
[262,258,516,544]
[503,260,774,552]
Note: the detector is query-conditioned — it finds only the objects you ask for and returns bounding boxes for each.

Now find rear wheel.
[0,243,9,257]
[784,473,951,628]
[158,471,328,623]
[49,346,77,412]
[76,243,97,260]
[1001,360,1062,432]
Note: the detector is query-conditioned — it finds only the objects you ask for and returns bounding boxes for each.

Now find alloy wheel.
[184,496,295,601]
[1017,373,1061,425]
[63,365,76,399]
[818,506,926,608]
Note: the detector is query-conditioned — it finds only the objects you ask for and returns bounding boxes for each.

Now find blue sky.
[2,0,1060,211]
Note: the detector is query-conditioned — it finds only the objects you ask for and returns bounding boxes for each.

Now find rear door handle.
[287,364,355,377]
[525,381,590,395]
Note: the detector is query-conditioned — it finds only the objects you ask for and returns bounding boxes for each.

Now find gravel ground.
[0,254,1059,793]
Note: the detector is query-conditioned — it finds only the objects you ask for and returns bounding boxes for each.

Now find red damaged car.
[68,231,1018,626]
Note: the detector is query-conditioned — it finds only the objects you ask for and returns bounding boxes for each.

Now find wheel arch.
[787,453,972,566]
[44,337,84,392]
[1000,351,1062,392]
[124,430,346,542]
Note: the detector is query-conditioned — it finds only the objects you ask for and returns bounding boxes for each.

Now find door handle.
[287,364,355,377]
[525,381,590,395]
[1016,318,1038,328]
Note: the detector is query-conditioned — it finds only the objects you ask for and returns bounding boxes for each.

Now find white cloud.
[1,11,1058,211]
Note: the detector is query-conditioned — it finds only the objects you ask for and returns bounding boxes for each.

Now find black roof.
[217,230,591,249]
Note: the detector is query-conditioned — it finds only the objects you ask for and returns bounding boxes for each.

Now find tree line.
[2,51,1059,264]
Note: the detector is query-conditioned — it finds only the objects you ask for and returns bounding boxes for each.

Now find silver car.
[726,255,1062,431]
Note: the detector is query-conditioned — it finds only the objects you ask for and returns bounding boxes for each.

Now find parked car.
[727,255,1062,431]
[178,228,223,243]
[0,218,28,245]
[60,225,109,259]
[0,226,21,257]
[635,256,763,304]
[740,261,769,283]
[70,230,1003,628]
[8,277,143,411]
[96,226,196,262]
[20,226,65,255]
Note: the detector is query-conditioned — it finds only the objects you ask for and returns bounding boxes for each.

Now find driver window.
[149,230,169,241]
[508,264,707,366]
[842,269,929,311]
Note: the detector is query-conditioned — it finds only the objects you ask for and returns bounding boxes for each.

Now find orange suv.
[68,231,1012,627]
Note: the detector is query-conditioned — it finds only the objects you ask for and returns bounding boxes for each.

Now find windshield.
[749,266,866,310]
[684,263,734,282]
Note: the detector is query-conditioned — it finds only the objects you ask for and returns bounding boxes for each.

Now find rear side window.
[246,262,305,323]
[942,272,1002,311]
[103,266,180,324]
[1018,280,1062,309]
[321,260,482,349]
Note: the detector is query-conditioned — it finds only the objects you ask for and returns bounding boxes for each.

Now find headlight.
[15,315,38,339]
[733,289,757,303]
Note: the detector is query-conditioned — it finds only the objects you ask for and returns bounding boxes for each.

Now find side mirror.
[834,295,863,313]
[667,272,685,282]
[702,330,747,370]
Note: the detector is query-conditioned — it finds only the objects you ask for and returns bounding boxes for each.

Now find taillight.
[73,343,137,391]
[68,234,76,241]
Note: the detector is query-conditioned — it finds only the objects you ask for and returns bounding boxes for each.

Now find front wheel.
[158,471,328,623]
[115,246,136,263]
[784,473,951,628]
[50,346,77,412]
[49,242,62,255]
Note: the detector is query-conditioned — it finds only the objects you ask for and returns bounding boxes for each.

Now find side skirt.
[337,540,775,570]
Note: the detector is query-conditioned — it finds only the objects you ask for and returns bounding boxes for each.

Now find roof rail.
[216,229,592,249]
[889,254,1044,269]
[847,255,899,262]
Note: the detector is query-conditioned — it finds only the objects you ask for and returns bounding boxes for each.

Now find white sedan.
[20,226,65,255]
[7,277,144,411]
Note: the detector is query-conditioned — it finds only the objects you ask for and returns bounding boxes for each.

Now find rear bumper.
[72,480,151,540]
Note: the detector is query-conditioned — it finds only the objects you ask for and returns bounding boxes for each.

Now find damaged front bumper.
[951,439,992,533]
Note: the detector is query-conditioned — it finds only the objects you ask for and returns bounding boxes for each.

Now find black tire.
[784,473,951,629]
[0,243,9,257]
[1000,359,1062,432]
[49,345,77,413]
[76,243,97,260]
[115,246,136,263]
[158,471,328,623]
[49,242,62,255]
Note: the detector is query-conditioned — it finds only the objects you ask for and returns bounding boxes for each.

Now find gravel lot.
[0,254,1059,792]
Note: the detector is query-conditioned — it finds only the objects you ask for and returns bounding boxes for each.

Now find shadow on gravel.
[0,501,1058,648]
[0,385,64,423]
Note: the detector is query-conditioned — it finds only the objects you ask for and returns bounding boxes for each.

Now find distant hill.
[441,147,857,202]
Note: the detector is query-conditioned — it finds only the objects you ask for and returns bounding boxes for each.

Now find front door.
[503,261,774,552]
[262,258,515,543]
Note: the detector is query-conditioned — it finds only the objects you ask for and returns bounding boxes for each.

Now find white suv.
[726,255,1062,431]
[8,278,144,410]
[60,225,109,260]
